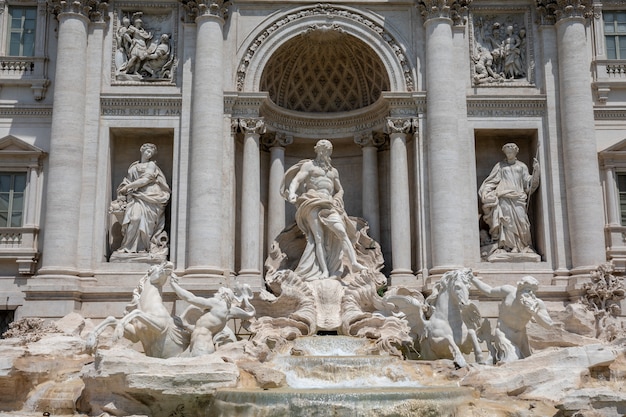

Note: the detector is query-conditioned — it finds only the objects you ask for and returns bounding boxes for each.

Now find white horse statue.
[385,268,488,368]
[86,261,190,358]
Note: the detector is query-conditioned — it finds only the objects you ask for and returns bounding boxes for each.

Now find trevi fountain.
[1,141,624,417]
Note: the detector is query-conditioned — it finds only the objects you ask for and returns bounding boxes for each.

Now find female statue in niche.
[479,143,540,262]
[110,143,171,262]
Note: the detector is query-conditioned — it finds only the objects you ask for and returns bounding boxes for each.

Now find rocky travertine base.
[0,312,624,417]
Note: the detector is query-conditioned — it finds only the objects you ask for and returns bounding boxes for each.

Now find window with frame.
[617,173,626,225]
[605,11,626,60]
[0,172,26,227]
[7,6,36,57]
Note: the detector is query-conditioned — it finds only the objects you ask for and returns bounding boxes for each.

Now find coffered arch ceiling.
[260,29,390,113]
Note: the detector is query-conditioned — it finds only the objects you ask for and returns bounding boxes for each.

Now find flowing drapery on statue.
[110,143,171,262]
[479,142,539,262]
[280,140,366,280]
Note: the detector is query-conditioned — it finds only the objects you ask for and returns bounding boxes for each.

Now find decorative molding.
[417,0,471,26]
[466,96,546,117]
[224,92,267,117]
[0,106,52,118]
[261,96,390,139]
[100,96,182,117]
[46,0,108,22]
[594,108,626,120]
[236,3,414,93]
[178,0,230,23]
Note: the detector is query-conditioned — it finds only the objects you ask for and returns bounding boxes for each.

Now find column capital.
[262,132,293,149]
[239,117,266,136]
[536,0,593,25]
[179,0,230,23]
[354,131,386,148]
[416,0,471,26]
[386,117,413,135]
[47,0,108,22]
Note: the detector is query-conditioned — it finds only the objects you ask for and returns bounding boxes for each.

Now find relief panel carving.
[469,8,535,86]
[112,5,178,84]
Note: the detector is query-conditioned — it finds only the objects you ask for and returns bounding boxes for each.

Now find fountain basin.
[208,386,475,417]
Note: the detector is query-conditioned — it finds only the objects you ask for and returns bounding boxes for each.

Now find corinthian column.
[39,1,107,277]
[239,118,265,283]
[387,118,413,284]
[179,1,229,278]
[418,0,470,273]
[537,0,605,273]
[355,131,384,242]
[264,132,293,248]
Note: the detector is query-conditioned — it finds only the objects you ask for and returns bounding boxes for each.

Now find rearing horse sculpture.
[86,261,190,358]
[385,268,488,368]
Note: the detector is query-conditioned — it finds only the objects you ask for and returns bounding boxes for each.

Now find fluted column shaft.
[553,9,606,271]
[239,118,264,278]
[265,133,292,248]
[40,10,90,275]
[387,119,413,282]
[355,132,383,242]
[423,15,465,272]
[185,9,226,276]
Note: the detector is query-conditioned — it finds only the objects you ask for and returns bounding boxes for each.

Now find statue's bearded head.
[314,139,333,168]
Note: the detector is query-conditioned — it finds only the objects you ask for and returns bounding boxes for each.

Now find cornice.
[0,106,52,118]
[260,96,391,139]
[594,108,626,121]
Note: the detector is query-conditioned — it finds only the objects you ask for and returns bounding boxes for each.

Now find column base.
[236,270,263,291]
[35,266,81,279]
[428,265,465,276]
[183,266,232,280]
[389,269,416,287]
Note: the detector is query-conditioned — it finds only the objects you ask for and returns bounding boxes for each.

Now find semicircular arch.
[236,4,415,95]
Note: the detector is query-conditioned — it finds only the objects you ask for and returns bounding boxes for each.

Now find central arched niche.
[260,27,390,113]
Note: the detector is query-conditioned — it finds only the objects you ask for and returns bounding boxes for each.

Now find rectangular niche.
[474,129,544,262]
[108,128,174,261]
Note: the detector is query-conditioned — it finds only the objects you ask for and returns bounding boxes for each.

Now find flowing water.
[209,336,473,417]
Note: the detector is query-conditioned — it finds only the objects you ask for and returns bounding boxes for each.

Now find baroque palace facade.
[0,0,625,327]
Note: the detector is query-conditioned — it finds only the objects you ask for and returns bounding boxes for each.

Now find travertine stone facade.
[0,0,624,322]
